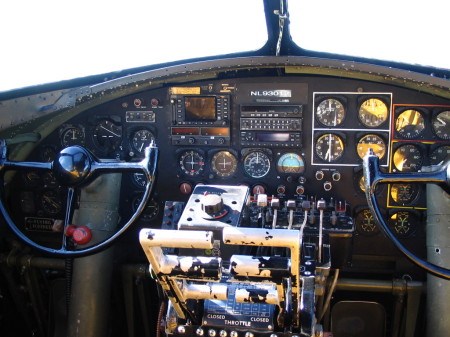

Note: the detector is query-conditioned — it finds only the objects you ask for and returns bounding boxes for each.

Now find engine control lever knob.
[201,194,224,215]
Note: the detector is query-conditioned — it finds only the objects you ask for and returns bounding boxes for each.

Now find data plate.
[203,282,275,330]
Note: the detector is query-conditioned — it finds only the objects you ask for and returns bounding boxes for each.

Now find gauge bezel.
[243,151,271,178]
[210,150,238,177]
[276,152,306,174]
[60,124,86,147]
[388,211,418,238]
[394,108,426,139]
[431,110,450,140]
[357,97,389,128]
[355,208,379,236]
[179,150,206,177]
[129,128,156,155]
[429,145,450,166]
[389,183,420,206]
[392,143,423,172]
[315,97,346,127]
[92,118,123,153]
[356,133,387,160]
[314,133,345,163]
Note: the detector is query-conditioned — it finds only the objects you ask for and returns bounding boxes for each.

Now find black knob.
[188,137,195,144]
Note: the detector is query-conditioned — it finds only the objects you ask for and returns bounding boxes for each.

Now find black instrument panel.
[8,76,450,259]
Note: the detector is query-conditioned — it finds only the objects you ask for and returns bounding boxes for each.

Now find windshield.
[0,0,267,92]
[289,0,450,70]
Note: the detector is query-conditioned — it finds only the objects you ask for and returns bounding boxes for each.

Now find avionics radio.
[170,94,231,146]
[240,104,303,147]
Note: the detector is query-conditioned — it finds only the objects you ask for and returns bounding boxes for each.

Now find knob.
[133,98,143,107]
[252,185,265,195]
[188,137,195,144]
[298,176,306,184]
[296,185,305,195]
[286,175,294,183]
[202,194,224,215]
[179,182,192,195]
[150,98,160,106]
[277,185,286,194]
[332,171,341,181]
[217,137,225,145]
[315,170,324,181]
[65,225,92,245]
[323,181,332,191]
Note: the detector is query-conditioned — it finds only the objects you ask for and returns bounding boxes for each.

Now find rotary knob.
[201,194,224,215]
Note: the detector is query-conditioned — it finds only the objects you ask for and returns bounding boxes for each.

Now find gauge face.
[358,98,389,127]
[355,209,379,236]
[389,211,417,238]
[356,134,386,159]
[430,145,450,165]
[390,184,419,205]
[316,98,345,126]
[61,126,85,147]
[395,109,425,138]
[41,190,63,214]
[315,134,345,162]
[179,151,205,176]
[131,129,155,153]
[133,172,147,188]
[432,111,450,140]
[276,153,305,174]
[393,144,422,172]
[132,197,159,221]
[93,119,122,151]
[211,151,237,177]
[243,151,271,178]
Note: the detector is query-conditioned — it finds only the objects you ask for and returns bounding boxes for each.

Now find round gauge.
[133,172,147,188]
[41,190,63,214]
[390,184,419,205]
[432,111,450,140]
[132,197,159,221]
[430,145,450,165]
[315,134,345,162]
[93,119,122,151]
[356,134,386,160]
[41,145,57,162]
[276,153,305,174]
[393,144,423,172]
[395,109,425,138]
[355,209,379,236]
[316,98,346,127]
[179,151,205,176]
[61,126,85,147]
[358,98,389,127]
[389,211,417,238]
[131,129,155,153]
[243,151,271,178]
[211,151,238,177]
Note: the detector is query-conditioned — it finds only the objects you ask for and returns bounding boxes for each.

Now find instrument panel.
[7,77,450,259]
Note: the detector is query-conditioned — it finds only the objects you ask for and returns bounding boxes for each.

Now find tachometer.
[358,98,389,127]
[93,119,122,151]
[211,151,237,177]
[243,151,271,178]
[356,134,386,159]
[316,98,345,127]
[276,153,305,174]
[392,144,422,172]
[131,129,155,154]
[395,109,425,138]
[432,111,450,140]
[315,134,345,162]
[179,150,205,176]
[430,145,450,165]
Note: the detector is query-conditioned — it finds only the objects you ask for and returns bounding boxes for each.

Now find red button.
[72,226,92,245]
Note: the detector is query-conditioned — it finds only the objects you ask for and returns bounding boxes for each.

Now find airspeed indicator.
[243,151,271,178]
